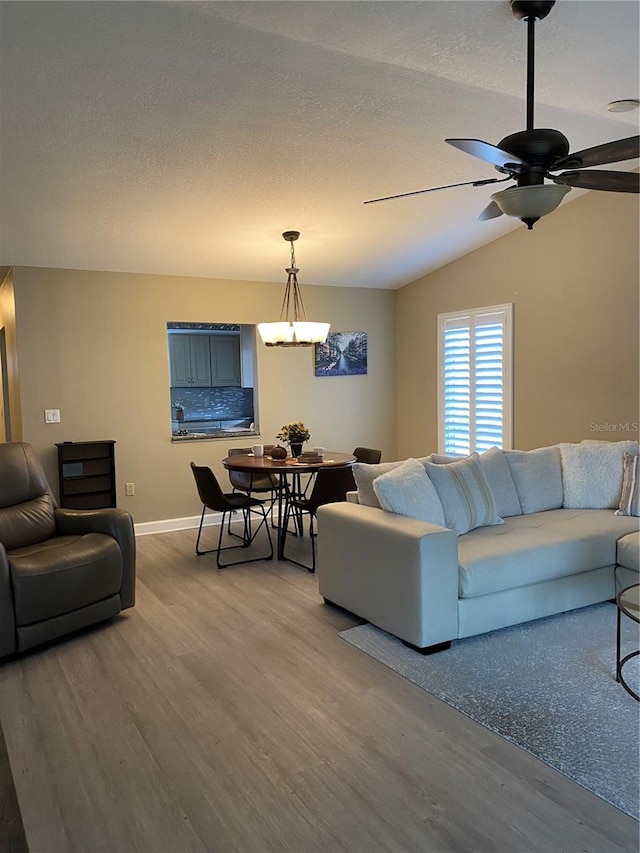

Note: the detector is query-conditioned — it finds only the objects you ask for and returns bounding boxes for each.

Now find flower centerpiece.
[276,421,310,457]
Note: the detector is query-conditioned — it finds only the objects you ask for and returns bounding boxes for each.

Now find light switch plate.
[44,409,61,423]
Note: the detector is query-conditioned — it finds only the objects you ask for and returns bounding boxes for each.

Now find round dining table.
[222,451,356,561]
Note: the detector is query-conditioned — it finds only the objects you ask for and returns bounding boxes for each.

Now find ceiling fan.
[364,0,640,229]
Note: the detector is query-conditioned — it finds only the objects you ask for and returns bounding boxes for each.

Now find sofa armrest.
[316,502,459,648]
[54,508,136,609]
[0,544,17,658]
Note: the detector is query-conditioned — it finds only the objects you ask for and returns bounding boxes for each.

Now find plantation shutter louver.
[439,305,512,456]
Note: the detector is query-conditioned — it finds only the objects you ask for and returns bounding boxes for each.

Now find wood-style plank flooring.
[0,525,637,853]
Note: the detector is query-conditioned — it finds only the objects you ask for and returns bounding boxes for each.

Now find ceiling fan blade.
[554,135,640,170]
[363,176,510,205]
[445,138,527,169]
[477,200,504,221]
[552,170,639,193]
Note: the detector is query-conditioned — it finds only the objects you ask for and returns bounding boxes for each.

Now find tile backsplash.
[171,386,254,422]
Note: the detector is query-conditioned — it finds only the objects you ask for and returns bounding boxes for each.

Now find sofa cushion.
[373,458,445,526]
[8,533,123,625]
[504,446,563,514]
[457,509,640,598]
[560,440,638,510]
[478,447,522,518]
[431,448,522,518]
[353,461,404,507]
[617,531,640,572]
[616,452,640,517]
[424,453,503,535]
[353,458,429,508]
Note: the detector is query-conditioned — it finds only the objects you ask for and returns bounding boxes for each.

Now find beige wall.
[0,268,23,442]
[9,187,640,523]
[12,268,396,523]
[396,189,639,456]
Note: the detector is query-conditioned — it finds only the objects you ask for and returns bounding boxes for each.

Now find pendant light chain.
[279,236,309,324]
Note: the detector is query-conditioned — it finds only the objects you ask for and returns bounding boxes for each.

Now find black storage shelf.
[56,441,116,510]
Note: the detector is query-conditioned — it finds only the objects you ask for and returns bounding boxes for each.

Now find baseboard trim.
[134,506,281,537]
[134,513,224,536]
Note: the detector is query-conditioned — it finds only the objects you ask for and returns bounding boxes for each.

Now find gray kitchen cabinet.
[169,334,212,387]
[210,335,241,386]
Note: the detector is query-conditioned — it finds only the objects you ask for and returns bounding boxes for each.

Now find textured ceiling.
[0,1,638,289]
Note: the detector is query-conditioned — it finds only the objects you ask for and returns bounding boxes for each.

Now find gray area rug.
[340,602,639,819]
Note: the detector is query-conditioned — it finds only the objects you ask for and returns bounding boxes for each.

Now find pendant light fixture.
[258,231,330,347]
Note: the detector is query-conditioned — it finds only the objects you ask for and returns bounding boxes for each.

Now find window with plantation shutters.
[438,304,513,456]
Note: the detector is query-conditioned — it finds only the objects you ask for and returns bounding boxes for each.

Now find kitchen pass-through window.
[167,322,259,440]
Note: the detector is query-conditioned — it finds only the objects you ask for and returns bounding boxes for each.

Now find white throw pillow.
[352,460,404,507]
[560,440,638,509]
[353,457,430,508]
[372,458,445,526]
[424,453,503,535]
[616,452,640,517]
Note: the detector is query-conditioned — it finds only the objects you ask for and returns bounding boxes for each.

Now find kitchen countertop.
[172,429,258,442]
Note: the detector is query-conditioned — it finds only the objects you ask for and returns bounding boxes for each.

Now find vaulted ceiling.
[1,1,638,289]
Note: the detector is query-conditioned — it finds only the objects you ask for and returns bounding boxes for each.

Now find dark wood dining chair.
[226,446,280,532]
[353,447,382,464]
[282,466,355,572]
[344,447,383,493]
[190,462,273,568]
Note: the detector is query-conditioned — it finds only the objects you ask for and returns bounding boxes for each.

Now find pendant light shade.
[490,183,571,229]
[258,231,330,347]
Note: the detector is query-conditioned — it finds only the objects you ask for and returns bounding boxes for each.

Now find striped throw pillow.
[424,452,503,535]
[616,452,639,517]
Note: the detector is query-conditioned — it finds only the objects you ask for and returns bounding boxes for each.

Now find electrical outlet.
[125,482,135,496]
[44,409,61,423]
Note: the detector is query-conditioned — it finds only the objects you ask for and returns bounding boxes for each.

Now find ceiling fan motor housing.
[510,1,555,21]
[497,128,570,185]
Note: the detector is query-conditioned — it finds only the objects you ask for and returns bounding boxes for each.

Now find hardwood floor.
[0,525,637,853]
[0,711,27,852]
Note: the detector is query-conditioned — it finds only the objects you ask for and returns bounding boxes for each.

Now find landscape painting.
[315,331,368,377]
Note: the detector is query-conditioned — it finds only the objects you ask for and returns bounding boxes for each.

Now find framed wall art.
[314,331,368,377]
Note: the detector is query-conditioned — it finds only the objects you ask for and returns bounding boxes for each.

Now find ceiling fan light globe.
[606,99,640,113]
[490,184,571,226]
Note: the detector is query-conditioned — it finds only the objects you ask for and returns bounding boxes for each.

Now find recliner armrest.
[54,508,136,608]
[0,545,17,658]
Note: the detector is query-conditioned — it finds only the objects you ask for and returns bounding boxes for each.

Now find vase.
[290,442,303,458]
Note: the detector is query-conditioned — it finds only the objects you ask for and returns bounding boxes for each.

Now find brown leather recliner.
[0,441,136,659]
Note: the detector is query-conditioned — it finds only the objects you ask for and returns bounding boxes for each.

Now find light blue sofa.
[317,441,639,652]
